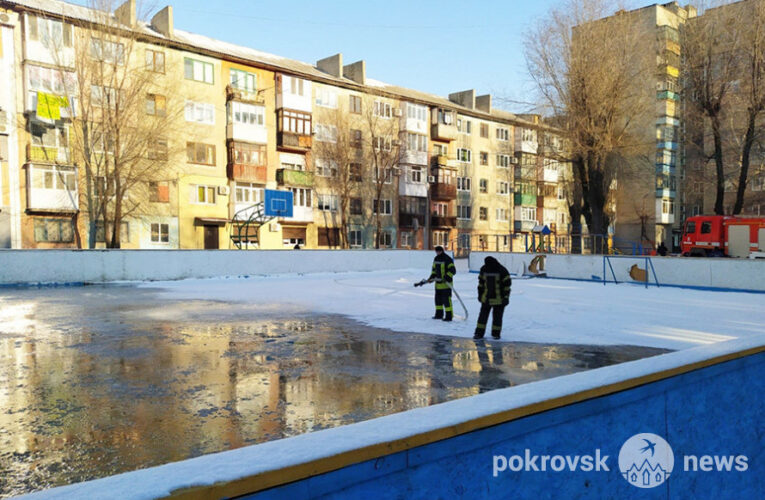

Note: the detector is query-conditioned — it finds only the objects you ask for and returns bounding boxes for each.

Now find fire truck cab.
[681,215,765,257]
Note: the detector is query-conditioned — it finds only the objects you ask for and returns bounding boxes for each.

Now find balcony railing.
[431,155,459,169]
[228,163,267,183]
[657,90,680,101]
[431,215,457,227]
[399,213,425,228]
[431,122,458,142]
[514,193,537,206]
[27,144,69,164]
[226,85,265,104]
[276,168,313,187]
[277,131,312,151]
[430,182,457,200]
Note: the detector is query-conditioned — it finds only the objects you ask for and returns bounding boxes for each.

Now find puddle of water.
[0,286,669,496]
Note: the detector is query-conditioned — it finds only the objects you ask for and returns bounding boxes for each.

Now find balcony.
[431,122,458,142]
[656,141,679,151]
[656,188,676,199]
[432,155,459,169]
[657,90,680,101]
[277,131,312,152]
[399,213,425,228]
[227,122,268,144]
[228,163,267,183]
[514,193,537,206]
[655,164,676,176]
[539,168,559,183]
[284,205,313,223]
[226,84,265,105]
[514,220,536,232]
[431,215,456,227]
[400,149,428,166]
[658,64,680,78]
[399,178,428,198]
[27,144,69,164]
[276,168,313,187]
[26,164,78,213]
[430,182,456,200]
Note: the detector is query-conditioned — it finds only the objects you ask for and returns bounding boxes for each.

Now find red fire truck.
[681,215,765,257]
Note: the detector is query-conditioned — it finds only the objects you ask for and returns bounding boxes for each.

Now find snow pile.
[140,263,765,351]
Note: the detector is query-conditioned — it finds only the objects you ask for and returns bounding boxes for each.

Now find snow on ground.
[140,260,765,351]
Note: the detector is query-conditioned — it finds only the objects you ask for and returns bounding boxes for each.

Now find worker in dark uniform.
[429,246,457,321]
[474,256,511,339]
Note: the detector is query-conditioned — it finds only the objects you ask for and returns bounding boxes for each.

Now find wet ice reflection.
[0,286,669,496]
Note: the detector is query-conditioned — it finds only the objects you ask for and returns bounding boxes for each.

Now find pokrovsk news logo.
[618,433,674,488]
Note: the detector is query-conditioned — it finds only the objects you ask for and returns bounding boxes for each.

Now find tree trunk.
[72,212,82,249]
[711,116,726,215]
[734,112,757,214]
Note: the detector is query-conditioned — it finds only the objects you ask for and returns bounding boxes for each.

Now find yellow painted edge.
[166,345,765,500]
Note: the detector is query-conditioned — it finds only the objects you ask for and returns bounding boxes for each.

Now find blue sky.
[74,0,656,112]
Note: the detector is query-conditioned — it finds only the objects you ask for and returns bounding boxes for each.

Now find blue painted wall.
[244,352,764,499]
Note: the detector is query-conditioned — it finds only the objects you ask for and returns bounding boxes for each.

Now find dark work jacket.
[478,258,511,305]
[429,253,456,291]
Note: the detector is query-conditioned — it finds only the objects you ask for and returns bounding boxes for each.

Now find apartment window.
[457,148,472,163]
[437,109,454,125]
[457,205,471,220]
[400,231,412,248]
[149,181,170,203]
[480,123,489,138]
[315,124,338,143]
[496,127,509,141]
[407,103,428,121]
[283,76,306,96]
[229,101,265,126]
[350,198,363,215]
[432,231,448,247]
[496,208,509,221]
[558,186,565,200]
[457,118,471,135]
[95,221,130,243]
[280,109,312,135]
[317,194,338,211]
[315,87,338,108]
[28,15,73,48]
[349,95,362,114]
[373,199,392,215]
[184,57,214,84]
[410,166,423,183]
[751,175,764,191]
[150,223,170,243]
[27,65,75,96]
[30,165,76,191]
[91,85,122,108]
[315,159,338,177]
[457,177,471,191]
[232,142,266,166]
[186,142,216,166]
[230,69,257,92]
[145,49,165,73]
[192,185,216,204]
[480,151,488,166]
[378,231,393,248]
[479,178,488,193]
[662,199,674,215]
[90,38,125,65]
[235,182,263,204]
[148,138,168,161]
[374,166,393,184]
[521,207,537,221]
[185,101,215,125]
[373,100,392,118]
[34,218,74,243]
[496,154,511,168]
[291,187,312,207]
[349,163,362,182]
[31,122,68,150]
[479,207,488,221]
[521,128,535,142]
[497,181,510,195]
[145,94,166,116]
[407,133,427,152]
[348,229,363,247]
[373,136,392,152]
[350,129,362,148]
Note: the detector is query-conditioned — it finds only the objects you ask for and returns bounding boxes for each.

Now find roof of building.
[2,0,553,131]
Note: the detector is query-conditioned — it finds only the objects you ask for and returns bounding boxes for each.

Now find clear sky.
[70,0,658,112]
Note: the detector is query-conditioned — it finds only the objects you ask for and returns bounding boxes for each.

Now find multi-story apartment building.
[0,0,566,251]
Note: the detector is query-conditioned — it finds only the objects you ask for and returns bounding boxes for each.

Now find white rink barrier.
[469,252,765,292]
[0,250,439,285]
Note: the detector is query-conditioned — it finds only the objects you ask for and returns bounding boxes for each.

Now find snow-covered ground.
[142,261,765,351]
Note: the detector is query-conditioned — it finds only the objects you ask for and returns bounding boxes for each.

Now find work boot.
[432,314,443,320]
[473,332,484,339]
[443,313,453,322]
[491,333,501,340]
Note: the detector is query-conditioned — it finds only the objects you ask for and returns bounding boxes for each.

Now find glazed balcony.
[430,182,456,200]
[277,131,312,152]
[276,168,313,187]
[228,163,267,183]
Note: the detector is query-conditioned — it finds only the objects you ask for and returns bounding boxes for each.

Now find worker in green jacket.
[429,246,457,321]
[474,256,511,339]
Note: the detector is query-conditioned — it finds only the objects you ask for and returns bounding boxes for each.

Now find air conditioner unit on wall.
[510,157,519,164]
[428,175,436,183]
[218,185,230,196]
[393,108,403,117]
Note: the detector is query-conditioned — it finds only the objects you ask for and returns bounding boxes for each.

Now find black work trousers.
[434,288,453,320]
[475,303,505,338]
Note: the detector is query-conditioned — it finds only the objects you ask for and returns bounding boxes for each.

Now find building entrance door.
[204,225,219,249]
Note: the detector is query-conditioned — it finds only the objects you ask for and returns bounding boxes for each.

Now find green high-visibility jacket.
[429,253,456,290]
[478,263,511,305]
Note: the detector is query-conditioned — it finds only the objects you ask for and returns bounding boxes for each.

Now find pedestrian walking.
[474,256,511,339]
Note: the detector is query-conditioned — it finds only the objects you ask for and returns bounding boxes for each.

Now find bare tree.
[525,0,654,253]
[362,97,401,249]
[50,0,182,248]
